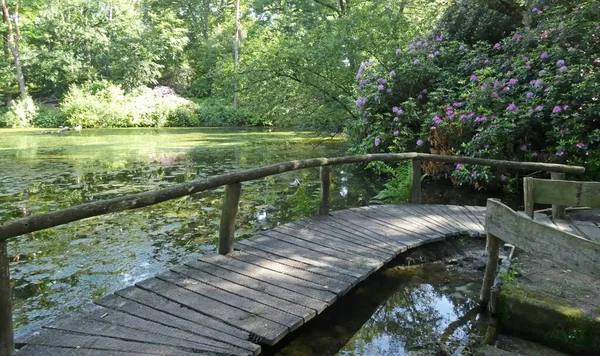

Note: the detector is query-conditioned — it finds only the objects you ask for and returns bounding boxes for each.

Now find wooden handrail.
[0,153,585,242]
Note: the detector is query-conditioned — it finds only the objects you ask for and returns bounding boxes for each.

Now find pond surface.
[268,262,483,356]
[0,128,383,338]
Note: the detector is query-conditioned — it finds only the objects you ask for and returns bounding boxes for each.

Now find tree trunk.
[233,0,240,107]
[1,0,26,98]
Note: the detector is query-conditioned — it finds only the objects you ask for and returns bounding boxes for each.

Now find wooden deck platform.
[15,204,488,356]
[533,211,600,243]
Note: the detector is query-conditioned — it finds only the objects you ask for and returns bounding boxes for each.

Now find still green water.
[0,128,383,338]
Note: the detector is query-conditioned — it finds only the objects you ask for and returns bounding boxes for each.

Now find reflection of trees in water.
[341,283,478,355]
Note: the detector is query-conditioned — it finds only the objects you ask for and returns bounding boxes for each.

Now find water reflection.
[338,282,479,355]
[270,262,482,356]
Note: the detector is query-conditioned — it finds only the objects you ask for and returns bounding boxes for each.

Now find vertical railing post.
[410,159,422,204]
[319,166,332,216]
[0,240,14,356]
[480,233,501,306]
[523,177,535,218]
[550,172,566,219]
[218,183,242,255]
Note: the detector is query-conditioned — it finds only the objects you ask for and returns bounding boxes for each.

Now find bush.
[351,0,600,186]
[32,106,67,128]
[60,81,197,128]
[192,99,253,127]
[0,96,38,128]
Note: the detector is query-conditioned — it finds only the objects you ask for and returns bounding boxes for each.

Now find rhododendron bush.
[350,0,600,187]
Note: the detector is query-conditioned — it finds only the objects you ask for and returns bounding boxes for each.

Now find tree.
[233,0,241,107]
[1,0,26,98]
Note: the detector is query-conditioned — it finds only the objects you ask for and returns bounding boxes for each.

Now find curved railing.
[0,153,585,354]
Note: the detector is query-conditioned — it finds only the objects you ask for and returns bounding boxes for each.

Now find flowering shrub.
[0,96,38,128]
[351,0,600,186]
[61,82,197,128]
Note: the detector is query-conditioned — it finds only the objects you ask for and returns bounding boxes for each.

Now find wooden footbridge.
[0,153,586,356]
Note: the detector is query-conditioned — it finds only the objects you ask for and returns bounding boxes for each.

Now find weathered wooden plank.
[426,205,473,234]
[16,345,160,356]
[330,210,427,248]
[376,204,457,236]
[453,205,485,231]
[155,271,302,332]
[445,205,485,235]
[239,234,366,278]
[234,244,357,283]
[19,329,204,356]
[360,206,450,239]
[275,224,389,261]
[550,218,576,234]
[486,199,600,278]
[312,216,401,250]
[79,305,249,355]
[390,204,463,236]
[463,205,486,227]
[306,216,399,252]
[529,178,600,208]
[264,230,382,270]
[171,265,316,322]
[219,183,242,255]
[351,207,442,241]
[198,252,347,296]
[286,220,395,258]
[570,220,600,243]
[95,294,260,354]
[122,281,286,346]
[45,312,234,354]
[184,259,329,312]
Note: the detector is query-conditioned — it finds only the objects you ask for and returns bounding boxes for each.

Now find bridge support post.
[0,240,14,356]
[550,172,566,219]
[410,159,422,204]
[480,233,500,307]
[218,183,242,255]
[319,166,332,216]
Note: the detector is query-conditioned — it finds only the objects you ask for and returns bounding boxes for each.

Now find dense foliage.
[1,0,446,129]
[352,0,600,184]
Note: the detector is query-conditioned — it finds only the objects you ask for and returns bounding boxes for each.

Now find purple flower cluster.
[356,96,368,110]
[506,103,519,112]
[432,115,443,124]
[356,61,373,80]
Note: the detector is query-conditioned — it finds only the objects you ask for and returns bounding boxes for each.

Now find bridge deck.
[15,204,487,356]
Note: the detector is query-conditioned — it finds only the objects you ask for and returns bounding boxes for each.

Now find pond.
[0,128,384,338]
[266,260,484,356]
